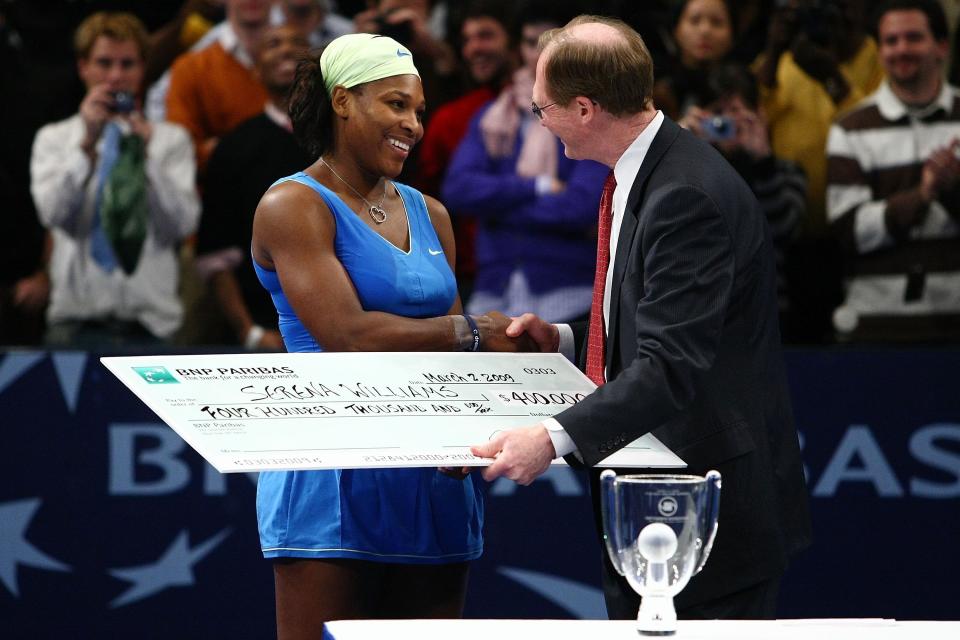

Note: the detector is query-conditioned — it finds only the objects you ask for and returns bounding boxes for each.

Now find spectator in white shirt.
[30,12,199,348]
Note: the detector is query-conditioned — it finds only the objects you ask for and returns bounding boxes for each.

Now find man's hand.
[678,105,710,135]
[79,84,114,153]
[733,109,772,160]
[477,310,537,352]
[12,271,50,313]
[122,111,153,145]
[471,424,556,485]
[506,313,559,353]
[921,139,960,202]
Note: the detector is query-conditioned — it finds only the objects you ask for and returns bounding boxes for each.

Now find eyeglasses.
[531,100,556,120]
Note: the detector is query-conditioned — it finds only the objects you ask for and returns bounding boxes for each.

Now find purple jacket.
[442,102,608,296]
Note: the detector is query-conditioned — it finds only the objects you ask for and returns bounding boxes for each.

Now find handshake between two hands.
[440,311,563,485]
[474,311,560,354]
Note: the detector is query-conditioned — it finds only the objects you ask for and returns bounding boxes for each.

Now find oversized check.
[101,352,684,472]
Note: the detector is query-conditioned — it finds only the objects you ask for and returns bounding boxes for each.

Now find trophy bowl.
[600,470,722,635]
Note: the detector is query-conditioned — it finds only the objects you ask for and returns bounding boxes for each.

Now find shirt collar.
[218,23,254,68]
[613,110,664,195]
[876,79,953,121]
[264,101,292,132]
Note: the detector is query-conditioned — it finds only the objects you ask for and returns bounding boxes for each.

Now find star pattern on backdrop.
[0,351,87,413]
[0,498,72,597]
[108,528,232,608]
[497,566,606,619]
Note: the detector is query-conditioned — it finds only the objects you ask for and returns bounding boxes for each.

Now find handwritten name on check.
[101,352,683,472]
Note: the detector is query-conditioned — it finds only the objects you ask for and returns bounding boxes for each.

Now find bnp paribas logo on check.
[133,366,179,384]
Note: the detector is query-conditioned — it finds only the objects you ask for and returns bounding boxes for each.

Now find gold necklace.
[320,157,388,224]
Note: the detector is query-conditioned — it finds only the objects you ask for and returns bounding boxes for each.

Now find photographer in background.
[680,63,805,339]
[353,1,459,122]
[755,0,884,342]
[30,12,199,348]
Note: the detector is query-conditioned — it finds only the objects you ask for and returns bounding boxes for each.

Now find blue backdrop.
[2,348,958,638]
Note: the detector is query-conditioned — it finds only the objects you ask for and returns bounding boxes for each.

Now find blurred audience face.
[520,22,555,72]
[377,0,430,18]
[878,9,947,93]
[227,0,272,28]
[256,24,310,96]
[461,16,512,85]
[281,0,325,34]
[77,35,144,94]
[674,0,733,67]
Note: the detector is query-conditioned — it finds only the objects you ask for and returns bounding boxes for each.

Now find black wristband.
[462,314,481,352]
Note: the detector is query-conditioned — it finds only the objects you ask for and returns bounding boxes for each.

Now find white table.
[322,619,960,640]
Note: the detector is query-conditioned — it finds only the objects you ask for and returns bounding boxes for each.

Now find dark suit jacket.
[556,116,812,610]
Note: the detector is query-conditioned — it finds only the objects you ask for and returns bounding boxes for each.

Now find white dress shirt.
[545,111,665,458]
[31,114,200,338]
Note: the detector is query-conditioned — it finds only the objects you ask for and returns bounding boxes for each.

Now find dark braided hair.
[289,51,335,160]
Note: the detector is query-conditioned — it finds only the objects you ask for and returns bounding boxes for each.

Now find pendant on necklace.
[369,205,388,224]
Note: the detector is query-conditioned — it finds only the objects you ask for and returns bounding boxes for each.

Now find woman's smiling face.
[340,74,426,178]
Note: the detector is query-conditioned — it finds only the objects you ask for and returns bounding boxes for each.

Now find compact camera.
[111,91,136,114]
[700,115,736,141]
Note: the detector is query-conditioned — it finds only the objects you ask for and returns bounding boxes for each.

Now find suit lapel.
[606,117,681,373]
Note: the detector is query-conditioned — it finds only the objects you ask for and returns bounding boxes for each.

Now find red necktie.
[586,172,616,386]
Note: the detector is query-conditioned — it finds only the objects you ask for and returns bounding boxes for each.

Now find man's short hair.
[74,12,149,61]
[539,15,653,117]
[875,0,948,42]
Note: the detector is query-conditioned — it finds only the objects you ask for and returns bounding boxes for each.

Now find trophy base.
[636,594,677,636]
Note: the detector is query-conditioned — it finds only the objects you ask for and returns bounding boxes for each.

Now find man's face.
[520,22,555,72]
[282,0,323,32]
[533,50,583,160]
[878,9,947,90]
[227,0,272,28]
[461,16,512,85]
[256,25,309,94]
[77,36,144,94]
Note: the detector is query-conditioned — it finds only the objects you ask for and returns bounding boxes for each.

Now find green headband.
[320,33,420,96]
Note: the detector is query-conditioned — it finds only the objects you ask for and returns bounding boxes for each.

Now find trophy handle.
[694,469,722,575]
[599,470,626,576]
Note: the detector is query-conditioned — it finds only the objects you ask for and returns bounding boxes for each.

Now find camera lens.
[112,91,135,113]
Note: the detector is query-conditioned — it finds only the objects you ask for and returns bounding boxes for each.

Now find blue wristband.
[462,314,481,352]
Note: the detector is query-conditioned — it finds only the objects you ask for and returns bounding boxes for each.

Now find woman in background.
[653,0,735,119]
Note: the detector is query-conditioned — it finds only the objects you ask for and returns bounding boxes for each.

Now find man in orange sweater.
[166,0,271,174]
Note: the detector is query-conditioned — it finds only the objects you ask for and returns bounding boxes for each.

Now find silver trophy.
[600,470,722,635]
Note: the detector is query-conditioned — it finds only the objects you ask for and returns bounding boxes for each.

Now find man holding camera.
[826,0,960,342]
[30,12,199,347]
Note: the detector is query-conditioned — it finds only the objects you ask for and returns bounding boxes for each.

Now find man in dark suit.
[471,15,812,619]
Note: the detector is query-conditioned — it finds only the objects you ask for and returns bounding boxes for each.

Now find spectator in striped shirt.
[826,0,960,343]
[679,62,805,339]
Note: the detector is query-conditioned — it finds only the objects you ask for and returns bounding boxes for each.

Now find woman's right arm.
[252,182,518,352]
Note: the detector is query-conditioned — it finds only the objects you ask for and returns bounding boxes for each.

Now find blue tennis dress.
[253,172,483,563]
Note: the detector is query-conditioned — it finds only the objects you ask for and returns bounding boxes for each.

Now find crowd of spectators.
[1,0,958,349]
